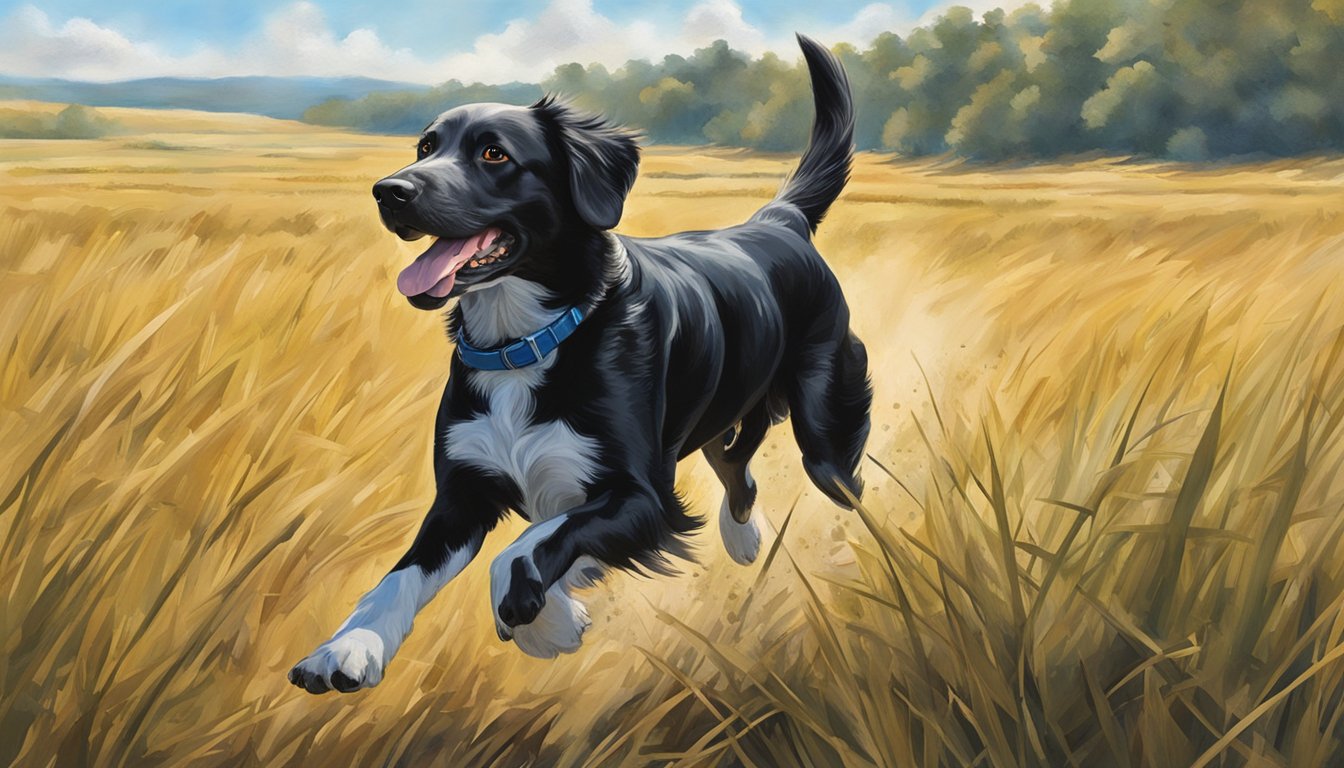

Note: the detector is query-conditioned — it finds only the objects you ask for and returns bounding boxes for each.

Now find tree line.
[303,0,1344,160]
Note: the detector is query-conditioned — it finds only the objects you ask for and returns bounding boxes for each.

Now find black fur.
[373,35,870,636]
[773,33,856,234]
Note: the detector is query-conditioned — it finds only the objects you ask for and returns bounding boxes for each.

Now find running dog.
[289,34,871,693]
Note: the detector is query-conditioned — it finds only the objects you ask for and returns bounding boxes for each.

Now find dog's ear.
[532,95,641,230]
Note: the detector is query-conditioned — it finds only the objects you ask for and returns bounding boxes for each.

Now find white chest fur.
[446,278,600,520]
[445,371,599,519]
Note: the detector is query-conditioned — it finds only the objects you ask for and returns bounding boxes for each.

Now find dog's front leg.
[289,468,508,693]
[491,487,684,658]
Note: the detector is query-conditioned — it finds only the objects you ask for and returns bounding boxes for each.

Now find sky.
[0,0,1026,84]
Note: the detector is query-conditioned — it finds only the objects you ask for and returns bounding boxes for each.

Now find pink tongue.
[396,228,499,298]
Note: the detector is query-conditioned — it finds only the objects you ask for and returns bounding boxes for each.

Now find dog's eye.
[418,137,435,158]
[481,145,509,163]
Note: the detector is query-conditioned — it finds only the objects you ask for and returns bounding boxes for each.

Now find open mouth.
[395,227,516,308]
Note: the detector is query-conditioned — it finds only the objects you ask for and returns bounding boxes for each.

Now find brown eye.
[418,139,434,157]
[481,145,509,163]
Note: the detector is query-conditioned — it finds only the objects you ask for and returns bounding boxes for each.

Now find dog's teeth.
[469,260,479,268]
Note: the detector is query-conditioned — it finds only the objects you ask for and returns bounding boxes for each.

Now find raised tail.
[767,34,855,236]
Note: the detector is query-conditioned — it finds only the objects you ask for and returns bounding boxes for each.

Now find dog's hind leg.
[288,465,509,694]
[703,401,771,564]
[788,326,872,508]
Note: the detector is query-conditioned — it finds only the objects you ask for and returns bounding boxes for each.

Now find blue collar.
[456,305,587,371]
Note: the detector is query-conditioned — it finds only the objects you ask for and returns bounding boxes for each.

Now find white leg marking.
[490,518,602,658]
[291,545,476,692]
[720,499,762,565]
[719,467,762,565]
[510,556,603,659]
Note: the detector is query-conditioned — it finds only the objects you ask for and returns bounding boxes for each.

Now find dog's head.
[373,97,640,310]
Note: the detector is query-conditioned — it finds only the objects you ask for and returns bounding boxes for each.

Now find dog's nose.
[373,178,419,210]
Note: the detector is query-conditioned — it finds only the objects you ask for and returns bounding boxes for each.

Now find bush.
[1166,126,1210,161]
[0,104,120,139]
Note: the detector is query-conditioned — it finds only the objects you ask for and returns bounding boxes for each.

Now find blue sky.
[0,0,1019,83]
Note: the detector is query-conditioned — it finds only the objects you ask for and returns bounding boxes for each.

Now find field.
[4,102,1344,766]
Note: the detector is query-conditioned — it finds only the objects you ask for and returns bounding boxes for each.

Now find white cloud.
[238,1,424,80]
[438,0,637,83]
[915,0,1038,26]
[682,0,768,52]
[831,4,918,46]
[0,6,216,81]
[435,0,781,83]
[0,0,1037,85]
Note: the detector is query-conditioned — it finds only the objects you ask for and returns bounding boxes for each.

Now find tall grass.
[625,292,1344,765]
[3,117,1344,765]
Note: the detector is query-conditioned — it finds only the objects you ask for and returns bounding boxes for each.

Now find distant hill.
[304,81,544,134]
[0,76,428,121]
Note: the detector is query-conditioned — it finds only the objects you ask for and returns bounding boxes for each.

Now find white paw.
[511,586,591,658]
[288,628,386,694]
[490,517,565,641]
[720,500,762,565]
[491,541,601,658]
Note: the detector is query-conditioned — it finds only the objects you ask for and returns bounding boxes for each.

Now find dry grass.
[4,104,1344,766]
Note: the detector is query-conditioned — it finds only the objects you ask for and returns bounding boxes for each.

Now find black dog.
[289,34,871,693]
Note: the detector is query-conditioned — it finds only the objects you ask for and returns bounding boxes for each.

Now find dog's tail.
[762,34,854,237]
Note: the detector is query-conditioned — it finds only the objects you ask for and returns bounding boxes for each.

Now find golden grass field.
[4,101,1344,766]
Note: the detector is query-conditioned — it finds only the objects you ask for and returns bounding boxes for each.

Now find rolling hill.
[0,75,427,121]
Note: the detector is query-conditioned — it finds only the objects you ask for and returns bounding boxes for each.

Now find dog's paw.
[495,554,546,635]
[287,629,386,695]
[720,501,762,565]
[512,587,591,658]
